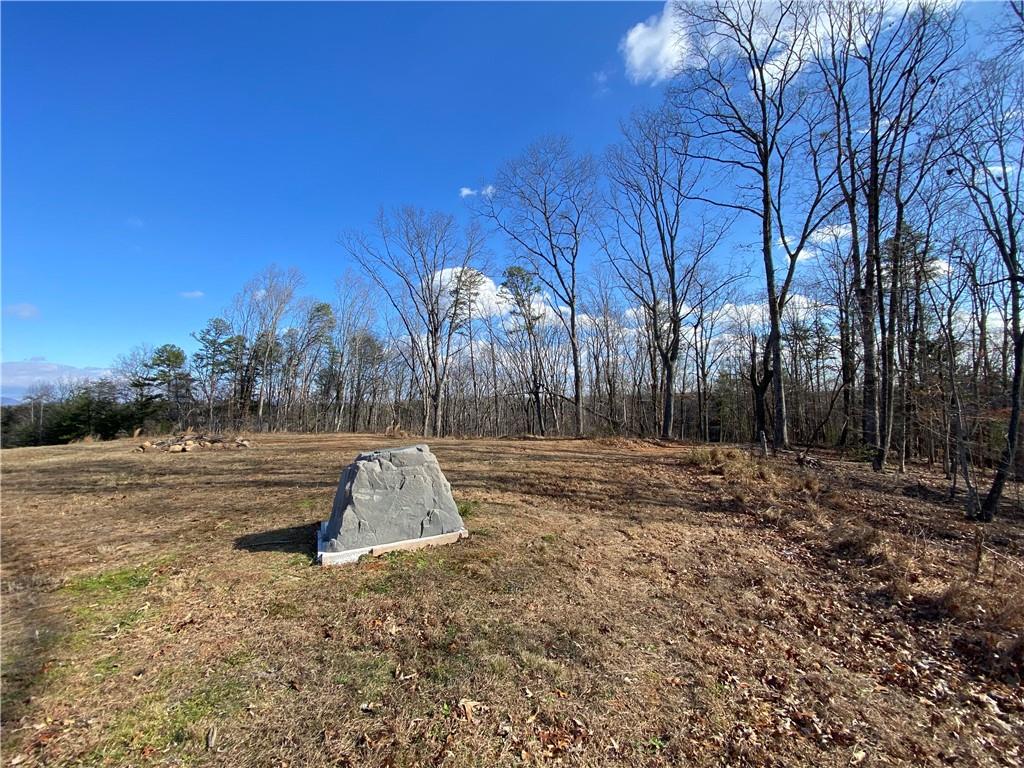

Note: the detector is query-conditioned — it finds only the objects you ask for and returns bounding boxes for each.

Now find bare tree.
[344,207,482,437]
[228,266,303,429]
[482,136,598,437]
[945,59,1023,518]
[689,262,743,441]
[603,108,724,439]
[671,0,840,450]
[815,0,960,469]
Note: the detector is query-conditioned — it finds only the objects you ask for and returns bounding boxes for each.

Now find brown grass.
[2,435,1022,767]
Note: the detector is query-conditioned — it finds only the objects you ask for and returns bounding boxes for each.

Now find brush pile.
[134,434,252,453]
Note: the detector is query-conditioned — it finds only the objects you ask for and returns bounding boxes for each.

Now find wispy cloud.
[4,303,40,319]
[620,2,688,84]
[809,223,853,246]
[179,290,205,299]
[124,216,145,229]
[592,69,611,96]
[460,185,494,199]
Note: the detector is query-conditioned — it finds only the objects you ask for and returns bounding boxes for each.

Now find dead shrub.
[936,580,981,620]
[679,448,713,468]
[827,520,883,561]
[995,591,1024,630]
[877,544,916,601]
[914,571,1022,635]
[755,505,784,527]
[731,489,748,511]
[796,474,820,499]
[1003,635,1024,674]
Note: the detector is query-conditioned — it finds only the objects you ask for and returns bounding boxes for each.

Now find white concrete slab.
[317,521,469,565]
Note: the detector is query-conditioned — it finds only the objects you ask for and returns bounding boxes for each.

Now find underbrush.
[688,443,1024,682]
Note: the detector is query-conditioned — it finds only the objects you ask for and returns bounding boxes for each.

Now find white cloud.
[460,185,494,199]
[622,1,954,92]
[593,69,610,96]
[1,359,112,402]
[124,216,145,229]
[620,2,688,84]
[179,290,205,299]
[776,234,816,263]
[809,223,853,246]
[982,164,1016,183]
[721,300,769,328]
[4,303,40,319]
[433,268,510,318]
[472,273,511,317]
[775,224,854,264]
[927,258,951,277]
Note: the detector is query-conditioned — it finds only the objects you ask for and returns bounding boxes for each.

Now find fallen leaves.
[458,698,486,723]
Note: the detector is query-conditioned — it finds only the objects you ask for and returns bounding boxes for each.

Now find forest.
[3,0,1021,520]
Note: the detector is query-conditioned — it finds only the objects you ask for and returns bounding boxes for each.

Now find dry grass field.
[2,434,1022,767]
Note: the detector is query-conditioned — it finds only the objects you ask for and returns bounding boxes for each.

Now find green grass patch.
[264,599,303,619]
[286,552,314,568]
[83,677,247,764]
[93,653,122,680]
[641,735,667,753]
[222,648,253,667]
[457,499,481,518]
[64,566,151,597]
[329,650,394,696]
[356,574,396,597]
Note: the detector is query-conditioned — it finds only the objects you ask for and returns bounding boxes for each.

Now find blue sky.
[1,1,667,393]
[0,1,1001,399]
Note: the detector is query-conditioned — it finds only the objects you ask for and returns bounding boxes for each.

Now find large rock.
[317,444,468,565]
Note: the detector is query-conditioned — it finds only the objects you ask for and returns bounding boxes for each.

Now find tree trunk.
[661,356,675,440]
[761,169,788,450]
[982,296,1023,519]
[571,319,584,438]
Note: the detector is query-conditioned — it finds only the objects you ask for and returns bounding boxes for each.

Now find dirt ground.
[2,434,1022,767]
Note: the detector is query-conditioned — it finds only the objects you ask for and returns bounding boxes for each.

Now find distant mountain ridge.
[1,360,112,406]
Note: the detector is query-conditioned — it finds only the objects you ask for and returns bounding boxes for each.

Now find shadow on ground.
[234,522,317,555]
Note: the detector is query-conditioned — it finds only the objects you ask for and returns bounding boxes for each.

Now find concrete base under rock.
[317,444,468,565]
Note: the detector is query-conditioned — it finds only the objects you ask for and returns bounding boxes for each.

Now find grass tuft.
[457,499,480,518]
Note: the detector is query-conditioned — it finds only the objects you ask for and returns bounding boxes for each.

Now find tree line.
[3,0,1021,519]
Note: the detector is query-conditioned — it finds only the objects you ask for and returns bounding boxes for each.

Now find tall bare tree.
[345,207,482,437]
[815,0,959,469]
[483,136,598,437]
[603,108,724,439]
[671,0,840,450]
[946,59,1023,518]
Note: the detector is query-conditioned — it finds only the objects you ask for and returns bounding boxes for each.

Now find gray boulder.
[318,444,468,565]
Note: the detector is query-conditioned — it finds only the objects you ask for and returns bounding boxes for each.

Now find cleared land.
[2,434,1022,767]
